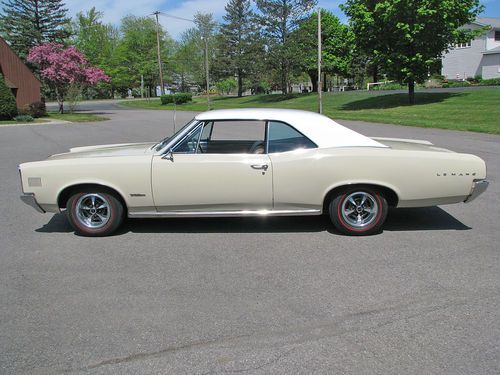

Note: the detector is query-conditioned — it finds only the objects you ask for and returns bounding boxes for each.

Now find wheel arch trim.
[57,181,128,211]
[322,181,400,213]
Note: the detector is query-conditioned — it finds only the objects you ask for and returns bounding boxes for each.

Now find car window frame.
[265,120,318,154]
[162,118,317,156]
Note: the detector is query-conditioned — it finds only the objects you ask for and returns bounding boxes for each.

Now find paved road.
[1,108,499,374]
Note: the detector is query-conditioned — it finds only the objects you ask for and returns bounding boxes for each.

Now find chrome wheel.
[341,191,378,228]
[75,193,111,229]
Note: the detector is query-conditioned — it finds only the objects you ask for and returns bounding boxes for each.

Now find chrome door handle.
[251,164,268,171]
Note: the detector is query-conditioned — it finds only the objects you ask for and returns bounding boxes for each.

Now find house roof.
[483,45,500,55]
[475,17,500,28]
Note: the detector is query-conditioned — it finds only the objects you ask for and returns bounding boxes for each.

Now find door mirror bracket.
[162,150,174,162]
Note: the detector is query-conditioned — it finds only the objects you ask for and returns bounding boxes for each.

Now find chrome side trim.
[20,193,45,213]
[128,209,321,218]
[464,179,489,203]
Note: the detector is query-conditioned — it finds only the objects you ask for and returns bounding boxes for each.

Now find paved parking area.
[1,107,499,374]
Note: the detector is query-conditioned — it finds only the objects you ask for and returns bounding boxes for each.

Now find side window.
[172,125,203,153]
[203,120,266,154]
[268,121,317,153]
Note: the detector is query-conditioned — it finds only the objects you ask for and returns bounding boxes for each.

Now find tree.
[294,10,353,92]
[27,43,109,113]
[194,12,217,94]
[111,15,174,97]
[0,74,17,119]
[342,0,483,104]
[216,78,237,95]
[255,0,317,94]
[218,0,261,96]
[172,29,203,92]
[71,7,119,98]
[0,0,70,59]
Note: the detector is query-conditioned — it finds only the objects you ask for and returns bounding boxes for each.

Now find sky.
[47,0,500,40]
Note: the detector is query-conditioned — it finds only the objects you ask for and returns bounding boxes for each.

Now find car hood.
[48,142,157,160]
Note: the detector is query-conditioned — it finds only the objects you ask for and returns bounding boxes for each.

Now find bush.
[15,114,34,122]
[0,74,18,120]
[25,101,46,118]
[442,80,471,88]
[478,78,500,86]
[160,93,193,105]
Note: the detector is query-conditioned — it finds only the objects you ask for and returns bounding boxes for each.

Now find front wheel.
[329,188,388,236]
[67,191,124,236]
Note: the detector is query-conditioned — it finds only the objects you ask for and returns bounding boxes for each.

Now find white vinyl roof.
[195,108,387,149]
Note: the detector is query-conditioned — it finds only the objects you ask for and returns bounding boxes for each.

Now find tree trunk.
[408,80,415,105]
[372,65,379,83]
[56,88,64,114]
[309,71,318,93]
[237,69,243,97]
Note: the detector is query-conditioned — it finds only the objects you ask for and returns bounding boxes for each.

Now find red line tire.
[67,191,124,237]
[329,187,388,236]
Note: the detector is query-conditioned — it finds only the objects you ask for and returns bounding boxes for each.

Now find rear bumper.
[20,193,45,213]
[464,179,489,203]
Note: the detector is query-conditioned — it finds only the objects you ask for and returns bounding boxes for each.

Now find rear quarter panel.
[269,147,486,210]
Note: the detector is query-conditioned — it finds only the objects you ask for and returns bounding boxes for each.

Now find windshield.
[153,119,198,152]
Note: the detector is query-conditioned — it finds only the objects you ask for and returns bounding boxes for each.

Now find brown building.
[0,37,41,108]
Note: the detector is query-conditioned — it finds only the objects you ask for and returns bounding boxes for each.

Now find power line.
[156,12,194,23]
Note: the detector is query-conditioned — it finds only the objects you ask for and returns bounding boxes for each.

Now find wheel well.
[322,184,399,213]
[58,184,127,211]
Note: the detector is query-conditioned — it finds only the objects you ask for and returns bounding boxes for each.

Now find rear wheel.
[329,188,388,236]
[67,191,124,236]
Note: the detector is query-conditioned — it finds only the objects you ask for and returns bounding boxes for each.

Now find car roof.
[195,108,386,149]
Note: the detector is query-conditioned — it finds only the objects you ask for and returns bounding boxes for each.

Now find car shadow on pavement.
[35,206,470,235]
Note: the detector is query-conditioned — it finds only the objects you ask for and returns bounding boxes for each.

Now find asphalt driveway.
[0,107,498,374]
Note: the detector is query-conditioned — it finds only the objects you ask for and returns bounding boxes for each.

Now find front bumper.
[20,193,45,213]
[464,179,489,203]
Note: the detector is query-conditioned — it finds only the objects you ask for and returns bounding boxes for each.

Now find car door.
[151,120,273,213]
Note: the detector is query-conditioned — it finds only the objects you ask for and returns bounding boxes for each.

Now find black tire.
[67,191,124,237]
[329,187,388,236]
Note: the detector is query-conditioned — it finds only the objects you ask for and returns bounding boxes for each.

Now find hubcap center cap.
[356,206,363,213]
[90,208,97,214]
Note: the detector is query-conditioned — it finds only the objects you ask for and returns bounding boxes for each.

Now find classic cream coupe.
[19,108,488,236]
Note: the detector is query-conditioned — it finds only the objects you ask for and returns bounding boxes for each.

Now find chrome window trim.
[156,120,201,155]
[159,118,315,156]
[170,122,205,154]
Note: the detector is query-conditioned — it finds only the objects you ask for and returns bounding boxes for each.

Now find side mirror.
[162,150,174,162]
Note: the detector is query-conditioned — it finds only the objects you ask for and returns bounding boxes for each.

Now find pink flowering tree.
[28,43,110,113]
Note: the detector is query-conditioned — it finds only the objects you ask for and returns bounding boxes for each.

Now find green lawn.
[120,88,500,134]
[47,112,109,122]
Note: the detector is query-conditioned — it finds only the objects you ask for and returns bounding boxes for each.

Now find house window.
[456,41,472,49]
[495,31,500,41]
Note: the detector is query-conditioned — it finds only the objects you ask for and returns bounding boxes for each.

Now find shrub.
[442,80,471,88]
[15,114,34,122]
[478,78,500,86]
[0,74,18,120]
[28,101,47,117]
[160,93,193,105]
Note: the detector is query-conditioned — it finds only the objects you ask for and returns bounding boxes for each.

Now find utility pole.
[203,36,211,110]
[153,11,165,95]
[317,7,322,114]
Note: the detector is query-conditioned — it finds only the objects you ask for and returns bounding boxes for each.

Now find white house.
[442,17,500,80]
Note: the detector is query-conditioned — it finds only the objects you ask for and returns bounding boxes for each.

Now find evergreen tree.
[0,0,70,59]
[255,0,317,94]
[218,0,260,97]
[0,74,17,120]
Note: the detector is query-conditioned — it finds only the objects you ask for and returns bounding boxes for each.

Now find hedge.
[160,93,193,105]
